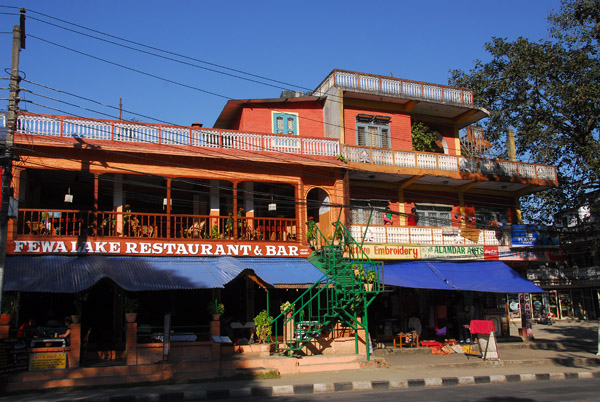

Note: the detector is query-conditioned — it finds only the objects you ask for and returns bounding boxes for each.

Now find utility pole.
[0,14,24,314]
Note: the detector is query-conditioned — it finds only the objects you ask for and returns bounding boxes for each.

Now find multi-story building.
[528,191,599,320]
[2,69,558,365]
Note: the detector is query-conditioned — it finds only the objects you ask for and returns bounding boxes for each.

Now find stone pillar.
[126,322,137,365]
[210,316,220,359]
[69,323,81,368]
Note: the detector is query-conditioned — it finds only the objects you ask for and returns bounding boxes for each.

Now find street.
[209,378,600,402]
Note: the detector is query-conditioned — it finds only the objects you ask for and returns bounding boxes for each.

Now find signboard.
[347,244,420,260]
[421,246,484,260]
[9,240,312,258]
[511,225,559,248]
[519,293,534,338]
[0,338,28,374]
[29,352,67,371]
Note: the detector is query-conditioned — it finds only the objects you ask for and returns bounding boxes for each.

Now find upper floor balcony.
[11,113,558,189]
[313,69,475,106]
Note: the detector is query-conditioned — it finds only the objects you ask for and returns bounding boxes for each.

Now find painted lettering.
[200,244,213,255]
[125,243,138,253]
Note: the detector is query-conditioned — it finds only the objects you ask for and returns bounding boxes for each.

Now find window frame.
[272,111,299,135]
[355,114,391,148]
[414,203,452,227]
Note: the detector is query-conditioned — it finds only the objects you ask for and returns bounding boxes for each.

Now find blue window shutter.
[273,113,297,135]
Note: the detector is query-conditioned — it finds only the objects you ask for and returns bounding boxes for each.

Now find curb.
[79,370,600,401]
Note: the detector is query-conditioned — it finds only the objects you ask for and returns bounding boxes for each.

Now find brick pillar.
[0,324,10,339]
[126,322,137,365]
[210,317,220,359]
[69,323,81,368]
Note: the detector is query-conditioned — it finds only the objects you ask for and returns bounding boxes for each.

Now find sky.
[0,0,563,129]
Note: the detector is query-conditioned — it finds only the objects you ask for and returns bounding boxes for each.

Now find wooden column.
[210,316,220,359]
[166,178,172,239]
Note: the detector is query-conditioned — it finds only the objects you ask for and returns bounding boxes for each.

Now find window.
[415,204,452,227]
[475,207,508,226]
[356,114,390,148]
[350,199,389,225]
[272,112,298,135]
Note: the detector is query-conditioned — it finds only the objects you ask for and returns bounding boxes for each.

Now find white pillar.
[210,180,220,214]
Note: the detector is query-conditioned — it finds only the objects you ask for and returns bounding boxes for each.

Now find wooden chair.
[183,220,205,238]
[129,217,156,237]
[26,220,50,235]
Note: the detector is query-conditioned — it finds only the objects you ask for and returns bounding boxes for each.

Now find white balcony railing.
[313,69,474,105]
[15,113,340,158]
[342,145,557,182]
[349,224,509,247]
[11,113,558,183]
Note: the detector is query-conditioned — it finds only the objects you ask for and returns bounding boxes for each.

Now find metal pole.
[0,23,22,314]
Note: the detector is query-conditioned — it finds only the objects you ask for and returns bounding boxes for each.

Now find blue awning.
[384,260,543,293]
[4,255,322,293]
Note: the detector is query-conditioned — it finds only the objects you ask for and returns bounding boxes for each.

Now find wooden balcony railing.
[17,209,298,242]
[313,69,474,105]
[349,224,509,247]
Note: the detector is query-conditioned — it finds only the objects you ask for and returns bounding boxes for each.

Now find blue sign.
[511,225,559,247]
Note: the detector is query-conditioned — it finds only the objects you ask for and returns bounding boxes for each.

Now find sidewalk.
[2,320,600,401]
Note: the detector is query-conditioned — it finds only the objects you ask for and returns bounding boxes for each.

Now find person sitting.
[17,319,37,338]
[59,317,72,340]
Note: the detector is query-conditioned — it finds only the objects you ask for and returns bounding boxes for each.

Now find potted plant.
[364,271,376,291]
[280,301,294,318]
[0,292,19,325]
[253,309,273,344]
[208,300,225,320]
[124,296,140,323]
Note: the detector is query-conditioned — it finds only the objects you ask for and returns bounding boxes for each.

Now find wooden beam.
[398,175,423,189]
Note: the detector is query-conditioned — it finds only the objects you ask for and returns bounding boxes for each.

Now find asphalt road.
[216,377,600,402]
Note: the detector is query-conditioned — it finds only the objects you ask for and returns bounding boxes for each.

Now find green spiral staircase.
[270,213,383,360]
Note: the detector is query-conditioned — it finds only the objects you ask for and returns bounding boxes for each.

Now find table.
[30,338,66,348]
[393,332,419,348]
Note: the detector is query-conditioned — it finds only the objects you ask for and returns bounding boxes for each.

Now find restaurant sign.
[9,240,313,257]
[421,246,484,260]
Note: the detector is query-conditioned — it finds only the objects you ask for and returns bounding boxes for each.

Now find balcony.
[11,113,558,188]
[313,70,474,105]
[341,145,557,183]
[17,209,298,242]
[349,224,508,247]
[14,113,339,159]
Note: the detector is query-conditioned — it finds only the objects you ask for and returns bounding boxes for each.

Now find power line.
[28,34,233,100]
[25,8,311,92]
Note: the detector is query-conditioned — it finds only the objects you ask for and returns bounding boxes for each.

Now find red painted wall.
[236,101,325,138]
[343,106,412,151]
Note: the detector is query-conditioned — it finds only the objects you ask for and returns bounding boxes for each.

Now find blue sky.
[0,0,562,128]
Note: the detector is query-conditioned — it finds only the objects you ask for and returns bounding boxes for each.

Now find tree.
[449,0,600,224]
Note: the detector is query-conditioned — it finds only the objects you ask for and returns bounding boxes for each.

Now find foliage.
[306,218,316,242]
[211,224,220,239]
[449,0,600,223]
[225,213,233,236]
[124,296,140,313]
[253,310,273,344]
[411,122,439,152]
[1,292,19,315]
[353,265,376,283]
[208,300,225,315]
[336,154,348,163]
[280,301,294,314]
